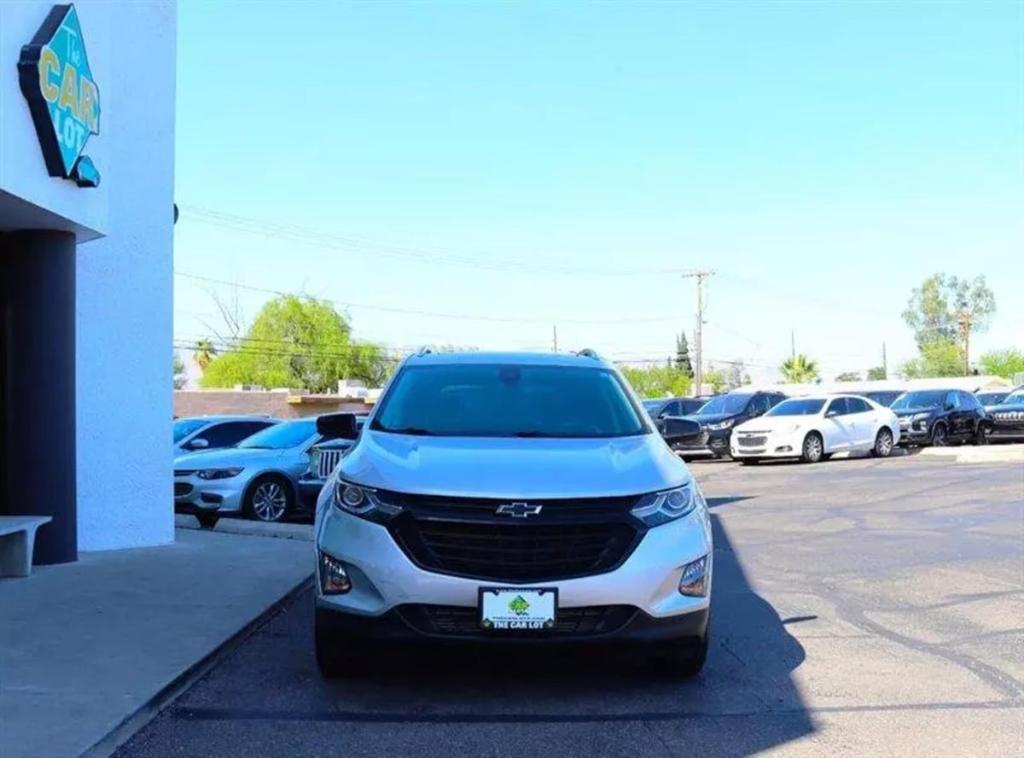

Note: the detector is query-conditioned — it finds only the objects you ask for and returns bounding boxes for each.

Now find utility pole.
[790,330,796,361]
[958,310,972,375]
[682,270,715,395]
[882,342,888,378]
[552,325,558,353]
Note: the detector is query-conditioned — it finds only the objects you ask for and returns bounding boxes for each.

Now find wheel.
[194,510,219,529]
[872,428,894,458]
[930,423,948,447]
[315,606,370,678]
[800,432,824,463]
[974,423,989,446]
[245,475,292,522]
[651,627,709,678]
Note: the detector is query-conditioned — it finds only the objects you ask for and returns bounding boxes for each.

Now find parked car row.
[642,383,1024,465]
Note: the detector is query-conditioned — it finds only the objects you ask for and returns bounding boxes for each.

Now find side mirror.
[661,416,701,444]
[187,438,209,450]
[825,410,838,419]
[317,413,360,440]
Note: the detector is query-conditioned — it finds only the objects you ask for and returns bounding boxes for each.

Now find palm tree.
[193,338,217,372]
[780,353,820,383]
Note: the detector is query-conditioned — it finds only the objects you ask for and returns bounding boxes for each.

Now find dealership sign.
[18,4,101,187]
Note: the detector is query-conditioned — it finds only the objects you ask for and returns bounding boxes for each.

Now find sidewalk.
[0,528,312,758]
[919,442,1024,464]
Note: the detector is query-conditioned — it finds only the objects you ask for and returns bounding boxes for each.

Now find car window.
[747,394,770,416]
[959,392,980,410]
[696,394,752,416]
[827,397,849,416]
[663,400,681,416]
[846,397,871,414]
[371,364,646,438]
[768,394,786,408]
[193,421,264,448]
[765,398,826,416]
[945,391,959,410]
[679,398,705,415]
[238,419,318,449]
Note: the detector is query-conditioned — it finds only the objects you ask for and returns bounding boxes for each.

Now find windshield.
[238,419,317,449]
[1000,390,1024,405]
[891,390,947,410]
[864,392,901,407]
[371,364,646,438]
[173,419,208,443]
[696,394,751,416]
[765,398,825,416]
[977,392,1008,405]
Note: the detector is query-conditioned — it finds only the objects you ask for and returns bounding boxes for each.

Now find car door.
[943,391,964,438]
[822,397,853,451]
[958,392,983,438]
[845,397,875,448]
[746,393,770,422]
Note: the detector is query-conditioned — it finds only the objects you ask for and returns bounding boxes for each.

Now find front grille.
[174,482,193,497]
[174,470,196,477]
[738,435,767,447]
[385,492,642,582]
[672,430,709,449]
[317,449,344,479]
[398,604,636,637]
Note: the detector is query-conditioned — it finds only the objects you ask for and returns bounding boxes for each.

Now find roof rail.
[415,346,434,357]
[575,348,600,360]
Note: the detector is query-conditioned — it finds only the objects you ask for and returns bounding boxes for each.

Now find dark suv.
[679,390,787,458]
[892,389,989,446]
[642,397,712,435]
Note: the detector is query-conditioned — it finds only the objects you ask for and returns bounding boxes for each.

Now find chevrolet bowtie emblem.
[495,502,543,518]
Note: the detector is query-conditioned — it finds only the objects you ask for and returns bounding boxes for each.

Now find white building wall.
[75,0,177,550]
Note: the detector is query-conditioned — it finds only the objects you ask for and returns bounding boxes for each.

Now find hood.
[339,431,691,499]
[174,447,284,468]
[689,412,737,425]
[989,401,1024,413]
[734,416,807,434]
[894,407,939,418]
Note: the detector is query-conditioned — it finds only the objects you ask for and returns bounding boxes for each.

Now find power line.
[179,204,685,278]
[174,270,682,326]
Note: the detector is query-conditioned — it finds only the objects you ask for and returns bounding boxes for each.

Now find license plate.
[479,587,557,630]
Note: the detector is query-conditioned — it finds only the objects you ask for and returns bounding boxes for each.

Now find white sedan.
[730,395,900,464]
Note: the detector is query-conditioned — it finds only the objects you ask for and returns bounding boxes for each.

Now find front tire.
[974,423,989,446]
[245,475,293,522]
[801,432,824,463]
[872,428,894,458]
[930,423,948,447]
[195,510,219,529]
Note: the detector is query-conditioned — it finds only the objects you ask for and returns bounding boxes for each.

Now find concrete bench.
[0,516,52,577]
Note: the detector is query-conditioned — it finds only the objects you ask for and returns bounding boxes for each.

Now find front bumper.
[314,501,713,627]
[897,421,932,444]
[317,602,709,644]
[730,430,802,458]
[173,474,246,514]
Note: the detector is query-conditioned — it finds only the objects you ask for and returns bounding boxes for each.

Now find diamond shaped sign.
[18,4,101,187]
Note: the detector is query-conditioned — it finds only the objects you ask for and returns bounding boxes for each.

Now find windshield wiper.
[377,426,434,436]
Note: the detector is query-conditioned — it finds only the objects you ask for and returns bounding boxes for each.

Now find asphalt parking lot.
[119,456,1023,757]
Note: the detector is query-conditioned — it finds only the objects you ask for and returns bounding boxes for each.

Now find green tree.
[173,351,186,390]
[835,371,861,382]
[193,338,217,371]
[979,349,1024,380]
[900,339,964,379]
[902,273,996,349]
[200,295,391,392]
[674,333,693,378]
[867,365,887,380]
[702,366,728,393]
[620,365,692,398]
[780,354,820,383]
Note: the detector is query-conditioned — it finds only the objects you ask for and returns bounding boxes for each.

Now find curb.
[81,574,314,758]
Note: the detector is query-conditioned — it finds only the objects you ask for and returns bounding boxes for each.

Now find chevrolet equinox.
[313,351,712,678]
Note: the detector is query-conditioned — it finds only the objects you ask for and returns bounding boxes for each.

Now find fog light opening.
[679,555,708,597]
[319,551,352,595]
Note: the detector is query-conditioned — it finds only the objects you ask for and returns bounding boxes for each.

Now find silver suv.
[313,351,712,677]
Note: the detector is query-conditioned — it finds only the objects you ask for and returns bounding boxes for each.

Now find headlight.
[911,413,931,422]
[706,419,734,431]
[631,484,699,527]
[196,468,243,480]
[333,480,402,520]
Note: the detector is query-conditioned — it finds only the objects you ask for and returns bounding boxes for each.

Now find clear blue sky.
[173,1,1023,382]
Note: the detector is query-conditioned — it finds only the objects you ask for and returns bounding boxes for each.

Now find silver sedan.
[174,418,320,527]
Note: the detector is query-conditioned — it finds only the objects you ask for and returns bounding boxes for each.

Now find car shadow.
[301,514,814,754]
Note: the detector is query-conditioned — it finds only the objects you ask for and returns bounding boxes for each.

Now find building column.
[0,230,77,564]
